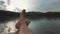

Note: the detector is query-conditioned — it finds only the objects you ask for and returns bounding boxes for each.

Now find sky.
[0,0,60,12]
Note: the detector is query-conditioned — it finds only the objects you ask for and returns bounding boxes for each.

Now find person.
[13,9,34,34]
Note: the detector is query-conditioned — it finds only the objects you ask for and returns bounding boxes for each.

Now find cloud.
[2,0,60,12]
[7,0,37,11]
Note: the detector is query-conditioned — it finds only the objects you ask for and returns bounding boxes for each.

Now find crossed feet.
[13,9,34,34]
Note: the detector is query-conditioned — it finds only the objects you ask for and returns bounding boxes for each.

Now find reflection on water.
[1,18,60,34]
[0,20,18,34]
[4,21,16,33]
[29,18,60,34]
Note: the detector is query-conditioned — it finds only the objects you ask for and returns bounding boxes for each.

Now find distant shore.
[0,10,60,22]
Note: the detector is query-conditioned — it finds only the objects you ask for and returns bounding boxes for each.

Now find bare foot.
[14,9,33,34]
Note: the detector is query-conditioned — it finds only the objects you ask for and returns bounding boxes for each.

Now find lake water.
[0,18,60,34]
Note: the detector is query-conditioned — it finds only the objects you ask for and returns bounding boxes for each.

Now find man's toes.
[25,19,31,26]
[15,22,21,29]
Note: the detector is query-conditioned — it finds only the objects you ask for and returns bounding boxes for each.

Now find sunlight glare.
[4,0,36,12]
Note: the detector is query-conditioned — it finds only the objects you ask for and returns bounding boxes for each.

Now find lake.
[0,17,60,34]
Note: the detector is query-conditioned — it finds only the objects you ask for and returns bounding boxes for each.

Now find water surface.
[0,18,60,34]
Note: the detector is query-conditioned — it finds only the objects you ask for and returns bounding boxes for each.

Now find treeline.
[0,10,60,22]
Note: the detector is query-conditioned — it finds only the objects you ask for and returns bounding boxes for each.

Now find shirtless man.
[13,9,34,34]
